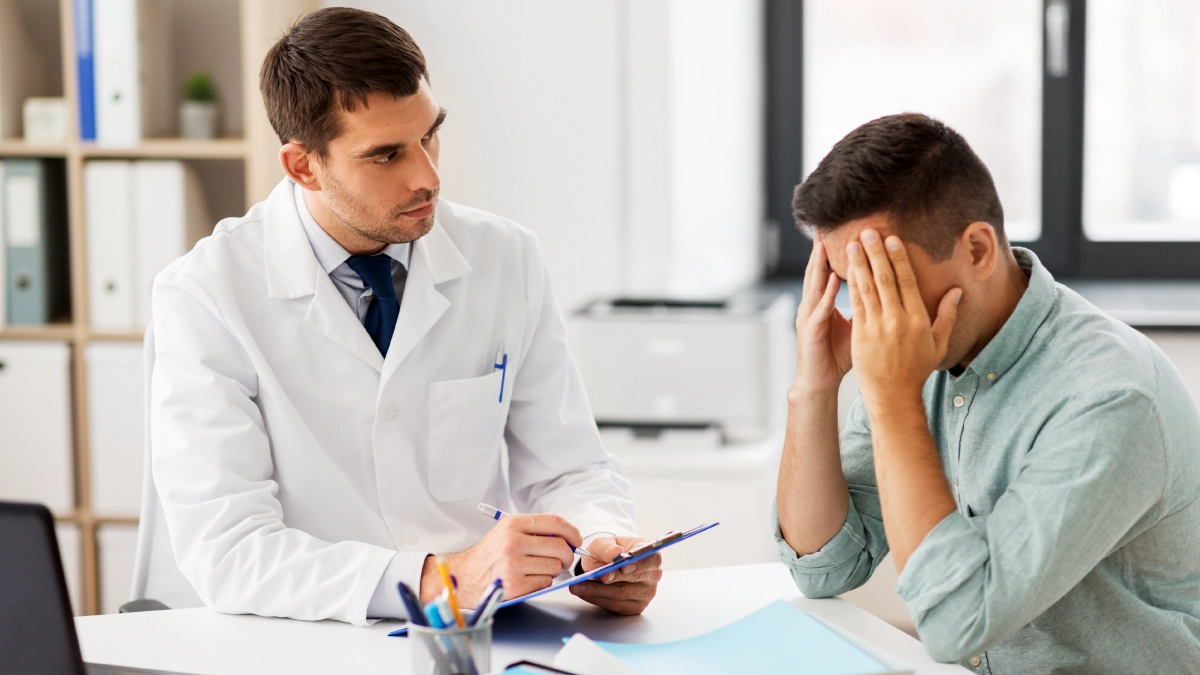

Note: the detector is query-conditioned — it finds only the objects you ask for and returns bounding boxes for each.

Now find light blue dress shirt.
[293,181,410,317]
[774,248,1200,673]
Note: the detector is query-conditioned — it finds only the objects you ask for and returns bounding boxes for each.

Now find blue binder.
[75,0,97,141]
[4,160,70,325]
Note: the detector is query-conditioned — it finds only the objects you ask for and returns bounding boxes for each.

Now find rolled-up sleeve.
[896,390,1167,662]
[775,394,889,598]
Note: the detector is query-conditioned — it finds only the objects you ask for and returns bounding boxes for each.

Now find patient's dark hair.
[260,7,428,158]
[792,113,1005,261]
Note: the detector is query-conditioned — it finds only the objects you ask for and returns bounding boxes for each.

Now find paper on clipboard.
[388,522,720,637]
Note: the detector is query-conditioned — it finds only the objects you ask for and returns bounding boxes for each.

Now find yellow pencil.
[435,557,466,628]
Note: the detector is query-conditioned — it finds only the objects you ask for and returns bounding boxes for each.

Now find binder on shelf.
[3,159,69,326]
[97,524,139,615]
[132,161,210,327]
[93,0,170,145]
[85,159,210,330]
[0,162,6,331]
[57,523,83,616]
[86,341,144,516]
[0,340,74,514]
[85,160,135,330]
[0,0,49,138]
[75,0,97,141]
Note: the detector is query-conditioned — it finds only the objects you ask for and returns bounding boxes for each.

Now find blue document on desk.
[592,600,895,675]
[388,522,719,637]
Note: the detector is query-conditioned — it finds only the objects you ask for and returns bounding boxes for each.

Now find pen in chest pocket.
[493,342,507,403]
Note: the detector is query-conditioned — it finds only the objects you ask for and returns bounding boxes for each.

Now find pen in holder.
[409,618,492,675]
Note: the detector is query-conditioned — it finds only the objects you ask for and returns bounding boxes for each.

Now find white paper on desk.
[554,634,639,675]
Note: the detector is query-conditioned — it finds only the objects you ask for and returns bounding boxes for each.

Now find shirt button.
[404,529,420,546]
[953,394,965,407]
[986,372,997,382]
[381,403,398,420]
[969,655,982,667]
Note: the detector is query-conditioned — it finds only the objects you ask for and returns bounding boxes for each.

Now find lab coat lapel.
[381,211,472,384]
[306,275,385,372]
[263,179,384,372]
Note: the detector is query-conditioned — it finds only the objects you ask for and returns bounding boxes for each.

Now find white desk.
[75,563,968,674]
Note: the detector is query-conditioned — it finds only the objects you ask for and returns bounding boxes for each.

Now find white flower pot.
[180,101,219,140]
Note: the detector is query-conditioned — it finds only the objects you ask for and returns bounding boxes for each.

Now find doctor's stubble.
[317,166,439,246]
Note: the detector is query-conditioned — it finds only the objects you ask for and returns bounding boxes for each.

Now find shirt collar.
[962,247,1056,384]
[292,181,411,275]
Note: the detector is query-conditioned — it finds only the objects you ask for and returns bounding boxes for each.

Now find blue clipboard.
[388,522,719,637]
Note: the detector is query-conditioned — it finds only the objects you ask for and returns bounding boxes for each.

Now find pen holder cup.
[409,619,492,675]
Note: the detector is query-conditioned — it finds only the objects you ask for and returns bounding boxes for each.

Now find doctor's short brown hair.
[259,7,428,158]
[792,113,1006,261]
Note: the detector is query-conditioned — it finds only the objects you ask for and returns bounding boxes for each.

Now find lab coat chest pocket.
[427,370,509,502]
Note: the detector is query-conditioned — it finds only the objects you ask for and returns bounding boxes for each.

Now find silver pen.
[476,503,601,561]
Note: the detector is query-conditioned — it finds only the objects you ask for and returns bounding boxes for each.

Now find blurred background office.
[3,0,1200,639]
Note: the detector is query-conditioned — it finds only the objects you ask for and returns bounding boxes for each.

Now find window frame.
[765,0,1200,280]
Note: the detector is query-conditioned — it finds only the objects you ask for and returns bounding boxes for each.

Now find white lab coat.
[150,179,635,626]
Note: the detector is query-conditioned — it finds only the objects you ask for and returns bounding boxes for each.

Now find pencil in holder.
[409,618,492,675]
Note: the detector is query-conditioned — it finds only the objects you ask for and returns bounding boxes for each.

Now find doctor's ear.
[279,142,322,190]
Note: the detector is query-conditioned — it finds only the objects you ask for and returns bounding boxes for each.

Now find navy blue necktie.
[345,254,403,356]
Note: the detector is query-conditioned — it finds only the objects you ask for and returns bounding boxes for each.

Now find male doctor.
[150,7,660,625]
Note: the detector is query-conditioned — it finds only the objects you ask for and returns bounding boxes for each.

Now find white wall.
[327,0,764,308]
[626,0,765,297]
[331,0,624,309]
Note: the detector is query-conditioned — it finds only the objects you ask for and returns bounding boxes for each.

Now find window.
[767,0,1200,279]
[1084,0,1200,242]
[805,0,1042,242]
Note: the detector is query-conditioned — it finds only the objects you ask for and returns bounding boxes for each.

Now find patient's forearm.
[866,392,956,573]
[776,389,849,555]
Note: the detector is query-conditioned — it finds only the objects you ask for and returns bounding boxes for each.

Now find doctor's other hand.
[420,513,581,605]
[792,239,853,400]
[570,536,662,615]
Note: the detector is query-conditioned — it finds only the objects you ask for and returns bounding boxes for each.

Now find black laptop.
[0,501,190,674]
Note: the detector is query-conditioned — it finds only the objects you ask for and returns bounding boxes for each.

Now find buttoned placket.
[947,371,981,513]
[949,370,994,675]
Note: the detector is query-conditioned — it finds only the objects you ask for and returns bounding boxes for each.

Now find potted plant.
[180,71,219,139]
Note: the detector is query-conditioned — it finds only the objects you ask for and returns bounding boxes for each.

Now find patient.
[773,113,1200,672]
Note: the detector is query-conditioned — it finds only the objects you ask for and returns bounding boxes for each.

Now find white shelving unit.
[0,0,316,616]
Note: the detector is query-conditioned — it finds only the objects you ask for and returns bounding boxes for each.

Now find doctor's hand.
[421,513,581,606]
[570,536,662,615]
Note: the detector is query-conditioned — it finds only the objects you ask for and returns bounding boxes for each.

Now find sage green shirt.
[774,248,1200,674]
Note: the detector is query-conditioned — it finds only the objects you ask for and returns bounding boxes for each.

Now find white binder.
[0,160,6,330]
[85,160,135,330]
[56,523,82,616]
[0,340,74,513]
[85,160,209,330]
[93,0,170,144]
[86,341,144,517]
[97,524,139,614]
[132,161,210,328]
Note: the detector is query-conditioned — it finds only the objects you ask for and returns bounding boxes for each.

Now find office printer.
[567,291,796,444]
